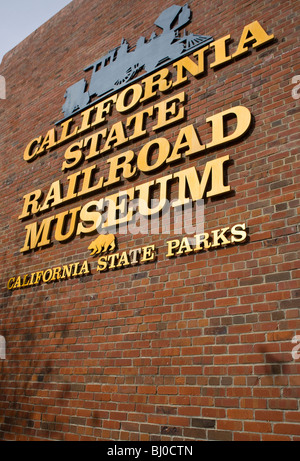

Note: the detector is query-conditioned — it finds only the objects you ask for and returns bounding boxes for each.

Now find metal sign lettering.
[62,4,213,118]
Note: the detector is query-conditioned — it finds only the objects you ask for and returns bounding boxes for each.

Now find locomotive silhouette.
[62,4,213,118]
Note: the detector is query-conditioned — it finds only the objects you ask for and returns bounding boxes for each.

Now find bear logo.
[88,234,116,256]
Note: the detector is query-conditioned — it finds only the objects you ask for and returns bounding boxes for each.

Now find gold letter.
[231,222,247,243]
[54,207,81,242]
[172,156,231,207]
[51,267,62,281]
[39,180,63,212]
[64,170,82,202]
[173,47,209,87]
[166,239,180,257]
[79,260,90,276]
[22,274,30,287]
[61,140,84,171]
[77,201,101,235]
[177,237,193,255]
[20,216,55,252]
[13,276,22,289]
[107,253,119,269]
[232,21,274,58]
[97,256,108,272]
[141,68,172,103]
[137,138,170,173]
[23,136,43,162]
[78,165,104,197]
[129,248,142,264]
[210,35,232,68]
[206,106,251,149]
[101,121,128,153]
[59,119,79,144]
[167,124,205,164]
[117,251,130,267]
[18,189,42,219]
[141,245,156,262]
[136,175,172,216]
[36,129,57,155]
[77,106,95,134]
[7,278,16,290]
[153,92,186,131]
[104,151,136,187]
[84,128,107,161]
[211,227,231,247]
[34,272,44,285]
[102,188,135,229]
[195,232,211,250]
[116,84,143,113]
[91,95,118,129]
[43,269,53,283]
[127,106,154,141]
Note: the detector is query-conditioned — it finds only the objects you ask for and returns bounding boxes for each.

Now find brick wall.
[0,0,299,441]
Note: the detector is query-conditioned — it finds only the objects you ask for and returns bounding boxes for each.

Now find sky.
[0,0,72,63]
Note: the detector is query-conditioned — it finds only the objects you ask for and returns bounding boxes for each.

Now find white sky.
[0,0,72,63]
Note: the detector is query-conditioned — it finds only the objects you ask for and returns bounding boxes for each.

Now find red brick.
[227,409,254,420]
[274,424,300,436]
[244,421,272,433]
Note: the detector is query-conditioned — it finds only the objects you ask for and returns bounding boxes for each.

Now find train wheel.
[114,64,141,86]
